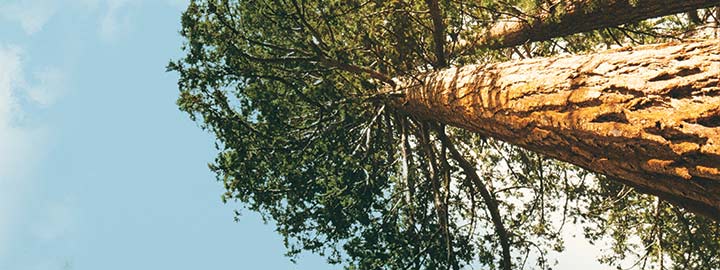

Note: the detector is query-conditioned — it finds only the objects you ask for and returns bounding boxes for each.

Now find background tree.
[169,1,720,269]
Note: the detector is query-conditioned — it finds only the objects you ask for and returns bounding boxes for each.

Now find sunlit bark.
[394,39,720,220]
[474,0,720,49]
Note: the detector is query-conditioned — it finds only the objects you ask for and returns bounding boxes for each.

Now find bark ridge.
[397,39,720,219]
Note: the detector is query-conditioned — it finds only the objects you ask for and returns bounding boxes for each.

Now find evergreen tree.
[168,1,720,269]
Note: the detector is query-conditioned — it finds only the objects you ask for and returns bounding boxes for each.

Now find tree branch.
[436,126,512,270]
[416,122,454,268]
[467,0,720,49]
[425,0,447,68]
[214,1,396,87]
[318,56,396,87]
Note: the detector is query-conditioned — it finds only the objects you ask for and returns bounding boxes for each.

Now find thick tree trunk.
[394,39,720,220]
[477,0,720,49]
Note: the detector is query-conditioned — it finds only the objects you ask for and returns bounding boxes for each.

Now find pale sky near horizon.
[0,1,606,269]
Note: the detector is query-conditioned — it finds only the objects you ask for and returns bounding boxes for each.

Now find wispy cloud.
[0,46,22,125]
[0,45,64,256]
[0,0,57,35]
[0,45,35,255]
[27,67,66,107]
[97,0,188,40]
[99,0,134,41]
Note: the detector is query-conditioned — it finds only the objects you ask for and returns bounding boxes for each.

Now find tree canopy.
[169,1,720,269]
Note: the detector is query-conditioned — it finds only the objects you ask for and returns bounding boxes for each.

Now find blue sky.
[0,1,606,269]
[0,1,334,269]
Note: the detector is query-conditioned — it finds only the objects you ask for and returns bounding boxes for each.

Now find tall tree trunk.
[475,0,720,49]
[393,39,720,220]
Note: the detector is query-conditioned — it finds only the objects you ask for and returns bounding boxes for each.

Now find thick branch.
[211,3,396,87]
[436,127,512,270]
[416,123,454,265]
[393,39,720,221]
[319,56,396,87]
[475,0,720,49]
[425,0,447,67]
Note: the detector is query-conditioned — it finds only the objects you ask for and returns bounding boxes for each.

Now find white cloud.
[0,46,22,126]
[0,45,61,256]
[0,45,35,255]
[0,0,57,35]
[99,0,134,41]
[27,67,66,107]
[97,0,187,41]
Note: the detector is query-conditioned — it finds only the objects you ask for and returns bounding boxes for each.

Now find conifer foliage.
[169,1,720,269]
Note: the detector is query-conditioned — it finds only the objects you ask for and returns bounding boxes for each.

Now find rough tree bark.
[393,39,720,220]
[475,0,720,49]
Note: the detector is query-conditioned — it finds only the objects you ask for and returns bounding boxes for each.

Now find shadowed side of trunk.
[394,40,720,220]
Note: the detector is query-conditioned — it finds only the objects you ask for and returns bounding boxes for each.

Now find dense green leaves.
[170,1,720,269]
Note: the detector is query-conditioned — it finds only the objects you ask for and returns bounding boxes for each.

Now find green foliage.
[579,177,720,269]
[169,1,720,269]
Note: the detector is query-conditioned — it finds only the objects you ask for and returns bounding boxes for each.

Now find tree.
[472,0,720,48]
[395,40,720,219]
[169,1,720,269]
